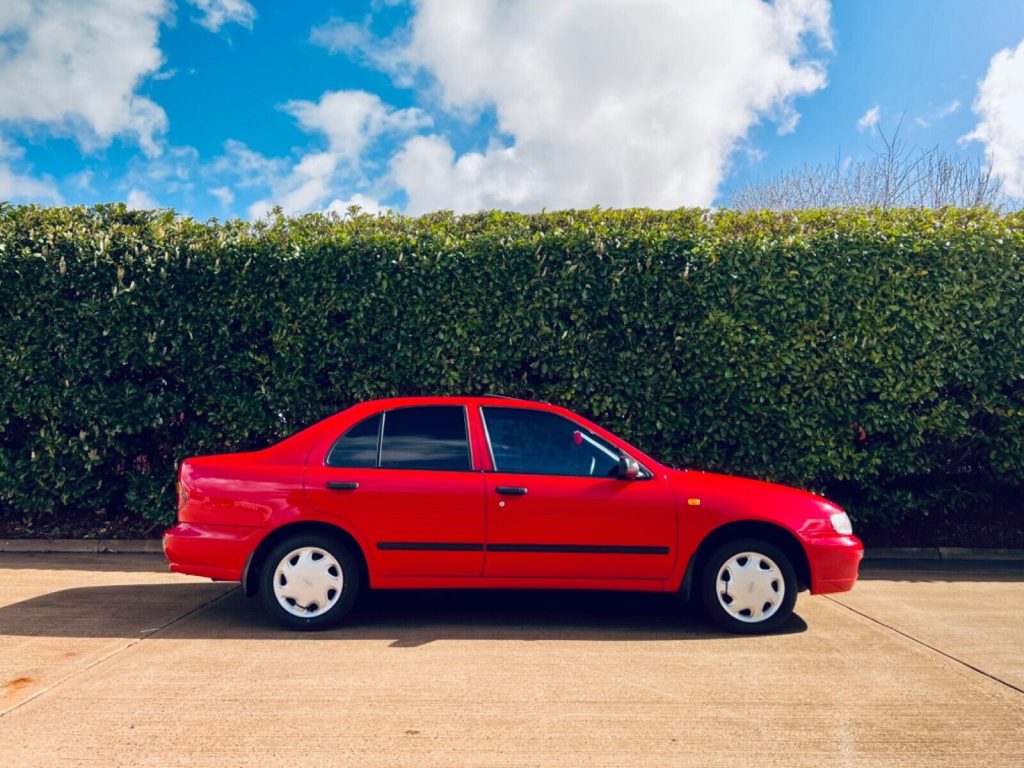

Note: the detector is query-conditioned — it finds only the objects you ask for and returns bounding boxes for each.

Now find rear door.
[479,406,677,580]
[305,405,485,577]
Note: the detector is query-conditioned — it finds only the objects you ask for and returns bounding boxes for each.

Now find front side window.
[482,407,623,477]
[379,406,471,471]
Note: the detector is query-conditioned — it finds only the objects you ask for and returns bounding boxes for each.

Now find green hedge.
[1,204,1022,536]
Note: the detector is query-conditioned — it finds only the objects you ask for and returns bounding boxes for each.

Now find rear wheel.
[701,538,797,634]
[259,533,361,630]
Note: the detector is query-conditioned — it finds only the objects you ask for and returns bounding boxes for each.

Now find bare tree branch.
[730,122,1010,210]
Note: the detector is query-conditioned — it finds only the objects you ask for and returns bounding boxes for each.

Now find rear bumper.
[805,534,864,594]
[163,522,264,582]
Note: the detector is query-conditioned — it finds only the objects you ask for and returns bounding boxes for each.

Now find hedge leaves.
[1,205,1021,531]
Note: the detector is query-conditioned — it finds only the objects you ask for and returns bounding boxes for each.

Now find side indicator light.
[687,498,701,506]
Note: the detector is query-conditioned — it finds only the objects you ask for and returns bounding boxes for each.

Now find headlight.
[829,511,853,535]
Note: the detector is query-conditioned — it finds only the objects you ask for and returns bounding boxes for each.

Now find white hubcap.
[273,547,343,618]
[716,551,785,623]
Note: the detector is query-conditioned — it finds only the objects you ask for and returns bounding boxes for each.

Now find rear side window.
[326,413,381,468]
[379,406,471,471]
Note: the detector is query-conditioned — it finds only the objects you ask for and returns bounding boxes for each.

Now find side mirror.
[617,454,640,480]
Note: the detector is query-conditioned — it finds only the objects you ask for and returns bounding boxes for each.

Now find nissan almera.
[164,396,863,633]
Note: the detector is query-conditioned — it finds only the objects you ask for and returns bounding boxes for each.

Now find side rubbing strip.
[487,544,670,555]
[377,542,484,552]
[376,542,670,555]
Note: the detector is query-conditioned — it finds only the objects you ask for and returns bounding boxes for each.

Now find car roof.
[352,394,545,408]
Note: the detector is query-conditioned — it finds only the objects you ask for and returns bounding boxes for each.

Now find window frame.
[478,405,651,479]
[324,405,474,473]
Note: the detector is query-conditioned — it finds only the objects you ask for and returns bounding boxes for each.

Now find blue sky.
[1,0,1023,219]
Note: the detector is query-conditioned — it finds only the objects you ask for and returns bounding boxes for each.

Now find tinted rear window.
[378,406,471,471]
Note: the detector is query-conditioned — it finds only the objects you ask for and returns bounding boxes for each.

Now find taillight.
[176,460,190,511]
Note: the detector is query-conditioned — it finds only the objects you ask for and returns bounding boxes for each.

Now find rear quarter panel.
[179,452,306,527]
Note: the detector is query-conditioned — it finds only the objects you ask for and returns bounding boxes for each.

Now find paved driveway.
[1,553,1021,767]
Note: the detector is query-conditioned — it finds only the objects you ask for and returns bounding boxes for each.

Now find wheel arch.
[242,521,369,597]
[679,520,811,601]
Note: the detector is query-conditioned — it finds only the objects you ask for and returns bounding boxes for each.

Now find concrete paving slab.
[0,555,1021,767]
[832,559,1024,691]
[0,553,232,713]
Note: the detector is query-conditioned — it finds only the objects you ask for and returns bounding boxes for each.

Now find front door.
[479,406,677,580]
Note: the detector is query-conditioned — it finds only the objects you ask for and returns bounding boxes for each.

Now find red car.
[164,396,862,633]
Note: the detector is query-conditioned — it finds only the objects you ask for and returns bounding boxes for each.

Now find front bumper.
[163,522,265,582]
[805,534,864,594]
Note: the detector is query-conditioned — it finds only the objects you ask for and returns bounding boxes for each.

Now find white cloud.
[209,139,288,189]
[311,19,373,57]
[283,90,430,163]
[210,186,234,206]
[964,38,1024,197]
[856,104,881,133]
[187,0,256,33]
[387,0,831,213]
[247,200,274,220]
[116,145,199,209]
[0,134,60,202]
[0,164,60,203]
[0,136,20,160]
[248,90,428,217]
[915,98,960,128]
[247,152,338,219]
[126,188,159,209]
[937,98,961,118]
[140,145,199,186]
[71,169,94,191]
[325,193,388,216]
[310,18,408,78]
[393,135,537,213]
[0,0,169,157]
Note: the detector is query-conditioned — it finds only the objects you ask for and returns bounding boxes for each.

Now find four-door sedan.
[164,396,863,633]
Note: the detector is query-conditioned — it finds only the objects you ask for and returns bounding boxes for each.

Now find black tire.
[259,533,361,631]
[700,538,797,634]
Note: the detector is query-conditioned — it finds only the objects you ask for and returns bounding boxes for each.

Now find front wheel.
[260,533,361,631]
[701,538,797,634]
